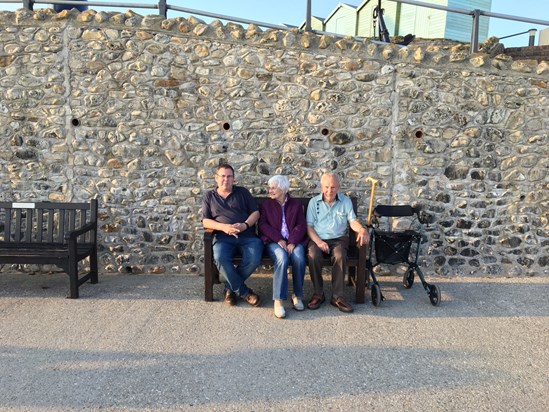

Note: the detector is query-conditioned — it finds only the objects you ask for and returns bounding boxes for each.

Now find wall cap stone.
[1,8,548,79]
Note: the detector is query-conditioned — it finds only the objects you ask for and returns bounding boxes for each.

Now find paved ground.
[0,271,548,411]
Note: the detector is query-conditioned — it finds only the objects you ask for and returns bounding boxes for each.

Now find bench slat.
[25,208,33,242]
[3,210,11,242]
[15,209,22,242]
[47,209,54,243]
[58,209,65,243]
[37,210,43,242]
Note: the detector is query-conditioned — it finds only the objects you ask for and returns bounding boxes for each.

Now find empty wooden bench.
[0,199,99,298]
[203,197,367,304]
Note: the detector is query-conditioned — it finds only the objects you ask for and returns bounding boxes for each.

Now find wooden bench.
[0,199,99,298]
[203,197,367,304]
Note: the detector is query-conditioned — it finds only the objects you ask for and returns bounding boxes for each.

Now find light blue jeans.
[213,234,263,297]
[266,242,306,301]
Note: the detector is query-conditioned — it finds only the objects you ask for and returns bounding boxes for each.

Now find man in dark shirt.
[202,164,263,306]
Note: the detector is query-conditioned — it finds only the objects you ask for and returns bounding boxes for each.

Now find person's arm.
[259,203,283,243]
[307,225,329,253]
[350,219,370,247]
[203,218,240,237]
[306,197,329,253]
[287,201,308,243]
[286,201,307,254]
[244,210,260,229]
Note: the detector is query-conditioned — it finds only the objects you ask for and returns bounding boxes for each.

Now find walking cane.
[365,177,379,226]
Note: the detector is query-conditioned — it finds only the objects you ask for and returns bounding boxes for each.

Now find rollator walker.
[365,178,441,307]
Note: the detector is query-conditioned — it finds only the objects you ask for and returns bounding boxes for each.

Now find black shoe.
[224,289,237,306]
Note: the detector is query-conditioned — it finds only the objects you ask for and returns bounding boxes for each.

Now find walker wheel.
[371,283,381,307]
[403,269,414,289]
[429,284,441,306]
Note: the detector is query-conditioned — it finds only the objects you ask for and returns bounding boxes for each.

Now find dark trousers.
[307,236,349,298]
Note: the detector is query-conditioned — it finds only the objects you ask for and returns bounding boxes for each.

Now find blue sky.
[1,1,548,47]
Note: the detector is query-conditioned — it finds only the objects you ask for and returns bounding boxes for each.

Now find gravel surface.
[0,272,548,411]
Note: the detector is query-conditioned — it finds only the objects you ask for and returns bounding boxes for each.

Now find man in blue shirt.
[306,173,369,312]
[202,164,263,307]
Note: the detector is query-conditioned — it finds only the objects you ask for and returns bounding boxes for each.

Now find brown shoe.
[330,296,354,313]
[307,293,325,310]
[224,289,237,306]
[242,289,261,307]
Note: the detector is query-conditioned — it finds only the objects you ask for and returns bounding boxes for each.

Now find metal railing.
[499,29,538,47]
[390,0,549,52]
[1,0,548,52]
[3,1,293,30]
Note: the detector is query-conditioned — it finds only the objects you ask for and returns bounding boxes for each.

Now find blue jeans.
[266,242,306,300]
[212,234,263,297]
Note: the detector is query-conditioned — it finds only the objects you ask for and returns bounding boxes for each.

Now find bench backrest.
[0,200,98,244]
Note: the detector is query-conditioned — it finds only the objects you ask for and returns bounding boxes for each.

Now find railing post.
[470,9,480,53]
[158,0,167,18]
[305,0,312,32]
[528,28,537,46]
[22,0,33,11]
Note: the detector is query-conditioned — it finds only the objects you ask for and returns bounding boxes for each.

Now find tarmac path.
[0,272,547,411]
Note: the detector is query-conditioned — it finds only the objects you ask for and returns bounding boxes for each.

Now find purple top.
[259,195,309,247]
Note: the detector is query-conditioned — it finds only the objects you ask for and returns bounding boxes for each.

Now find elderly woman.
[259,175,308,319]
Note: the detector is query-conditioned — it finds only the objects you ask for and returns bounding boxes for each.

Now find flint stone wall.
[0,8,547,278]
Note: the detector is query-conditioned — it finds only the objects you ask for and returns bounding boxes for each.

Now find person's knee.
[274,251,289,266]
[293,245,305,258]
[308,245,321,260]
[249,253,262,266]
[332,253,347,265]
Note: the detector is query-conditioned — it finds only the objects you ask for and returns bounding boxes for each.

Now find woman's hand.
[287,243,296,254]
[277,239,288,251]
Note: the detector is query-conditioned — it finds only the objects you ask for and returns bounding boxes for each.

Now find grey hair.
[321,172,341,185]
[268,175,290,193]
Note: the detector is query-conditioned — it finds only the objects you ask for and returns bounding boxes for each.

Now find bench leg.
[204,260,214,302]
[90,247,99,284]
[68,259,79,299]
[355,265,366,305]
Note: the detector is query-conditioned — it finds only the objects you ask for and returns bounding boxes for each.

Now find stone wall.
[504,45,549,63]
[0,8,547,278]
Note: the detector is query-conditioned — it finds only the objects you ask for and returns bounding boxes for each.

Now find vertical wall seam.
[61,25,73,201]
[388,66,399,204]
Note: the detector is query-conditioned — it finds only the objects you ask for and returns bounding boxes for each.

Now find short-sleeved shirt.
[306,193,356,240]
[202,185,258,236]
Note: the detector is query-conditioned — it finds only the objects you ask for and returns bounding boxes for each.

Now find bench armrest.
[64,221,97,241]
[203,228,214,242]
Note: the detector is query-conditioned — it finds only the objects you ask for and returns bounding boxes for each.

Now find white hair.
[268,175,290,193]
[321,172,341,185]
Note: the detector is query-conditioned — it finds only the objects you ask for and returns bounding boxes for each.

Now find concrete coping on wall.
[1,7,548,79]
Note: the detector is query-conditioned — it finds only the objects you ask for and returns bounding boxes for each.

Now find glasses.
[216,174,234,179]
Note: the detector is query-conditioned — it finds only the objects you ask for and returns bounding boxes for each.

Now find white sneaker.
[274,300,286,319]
[292,295,305,311]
